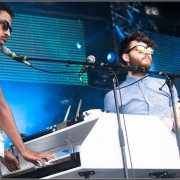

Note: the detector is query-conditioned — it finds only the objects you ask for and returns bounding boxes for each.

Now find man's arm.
[0,88,26,154]
[0,88,54,166]
[162,103,180,131]
[161,102,180,132]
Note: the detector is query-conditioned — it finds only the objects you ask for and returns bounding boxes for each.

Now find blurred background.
[1,2,180,147]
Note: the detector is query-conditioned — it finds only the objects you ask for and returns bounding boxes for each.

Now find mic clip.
[14,55,31,66]
[159,81,166,91]
[13,56,23,61]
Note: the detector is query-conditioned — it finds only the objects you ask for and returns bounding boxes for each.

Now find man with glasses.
[104,30,180,132]
[0,2,54,173]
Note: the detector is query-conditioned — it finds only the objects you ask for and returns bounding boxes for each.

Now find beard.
[129,55,152,71]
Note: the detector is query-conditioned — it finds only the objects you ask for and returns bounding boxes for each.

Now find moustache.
[141,56,152,61]
[0,35,8,39]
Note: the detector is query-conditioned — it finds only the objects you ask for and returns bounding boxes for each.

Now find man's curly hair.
[119,31,157,56]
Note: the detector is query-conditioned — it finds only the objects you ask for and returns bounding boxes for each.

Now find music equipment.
[22,99,85,143]
[2,153,80,178]
[1,111,180,178]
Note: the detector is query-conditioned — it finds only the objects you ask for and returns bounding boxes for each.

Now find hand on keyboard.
[20,148,55,167]
[35,154,71,168]
[1,149,20,172]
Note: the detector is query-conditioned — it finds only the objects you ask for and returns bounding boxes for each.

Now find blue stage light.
[76,42,81,49]
[107,52,115,63]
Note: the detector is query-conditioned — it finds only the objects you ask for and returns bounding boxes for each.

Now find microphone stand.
[162,73,180,154]
[19,56,146,73]
[148,71,180,154]
[108,68,128,179]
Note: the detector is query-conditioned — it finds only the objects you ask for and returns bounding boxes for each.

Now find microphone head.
[1,46,11,56]
[1,46,24,62]
[87,55,96,63]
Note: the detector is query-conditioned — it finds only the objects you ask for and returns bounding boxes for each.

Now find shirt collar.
[125,75,150,85]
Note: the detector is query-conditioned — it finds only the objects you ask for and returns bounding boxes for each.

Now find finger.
[8,165,17,172]
[14,159,20,169]
[34,160,41,167]
[11,166,18,171]
[41,153,55,159]
[42,157,54,162]
[7,166,13,172]
[36,159,46,167]
[39,154,55,162]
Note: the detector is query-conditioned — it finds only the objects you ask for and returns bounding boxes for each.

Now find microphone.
[79,55,96,76]
[1,46,31,66]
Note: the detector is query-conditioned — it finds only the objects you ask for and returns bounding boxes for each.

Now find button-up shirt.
[104,75,179,120]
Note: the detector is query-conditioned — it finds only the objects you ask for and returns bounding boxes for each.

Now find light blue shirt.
[104,75,179,120]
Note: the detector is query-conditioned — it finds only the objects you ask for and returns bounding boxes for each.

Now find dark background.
[8,2,180,37]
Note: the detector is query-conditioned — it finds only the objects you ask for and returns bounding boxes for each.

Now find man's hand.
[20,148,55,167]
[162,116,174,131]
[1,149,20,172]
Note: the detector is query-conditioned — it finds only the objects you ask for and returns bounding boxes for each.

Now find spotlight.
[107,52,115,63]
[144,6,159,16]
[151,7,159,16]
[76,42,81,49]
[144,6,151,15]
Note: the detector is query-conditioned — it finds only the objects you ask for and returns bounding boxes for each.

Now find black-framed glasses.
[125,45,154,55]
[0,19,12,33]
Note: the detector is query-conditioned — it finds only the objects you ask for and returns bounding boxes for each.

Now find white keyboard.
[39,153,71,166]
[2,153,71,177]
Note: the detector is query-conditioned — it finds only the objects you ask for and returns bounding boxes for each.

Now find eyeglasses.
[125,45,154,55]
[0,19,12,33]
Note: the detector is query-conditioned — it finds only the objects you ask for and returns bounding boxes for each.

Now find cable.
[30,63,113,91]
[117,74,149,90]
[79,70,149,97]
[29,63,80,74]
[79,70,113,91]
[113,71,135,179]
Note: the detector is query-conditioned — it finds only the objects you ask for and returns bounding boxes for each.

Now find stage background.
[1,2,179,148]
